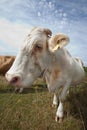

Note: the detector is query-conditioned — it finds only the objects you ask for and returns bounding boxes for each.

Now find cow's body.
[40,48,84,93]
[5,27,85,122]
[0,56,15,75]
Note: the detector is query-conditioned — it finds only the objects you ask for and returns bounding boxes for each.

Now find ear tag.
[53,44,60,51]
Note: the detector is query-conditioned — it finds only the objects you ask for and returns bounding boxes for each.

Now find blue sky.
[0,0,87,65]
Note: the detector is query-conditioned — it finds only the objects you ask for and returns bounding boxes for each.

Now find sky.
[0,0,87,65]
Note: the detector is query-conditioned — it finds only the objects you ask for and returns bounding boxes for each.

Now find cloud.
[0,18,32,50]
[0,0,87,65]
[0,0,69,28]
[0,45,6,51]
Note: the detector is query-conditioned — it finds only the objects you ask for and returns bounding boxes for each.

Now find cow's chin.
[19,79,34,88]
[10,80,21,87]
[14,82,32,89]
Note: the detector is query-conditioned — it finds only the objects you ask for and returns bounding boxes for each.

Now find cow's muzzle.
[5,73,21,86]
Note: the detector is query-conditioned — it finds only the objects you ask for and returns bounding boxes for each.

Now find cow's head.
[5,27,52,88]
[6,27,69,88]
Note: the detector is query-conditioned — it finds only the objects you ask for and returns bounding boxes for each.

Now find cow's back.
[71,58,85,83]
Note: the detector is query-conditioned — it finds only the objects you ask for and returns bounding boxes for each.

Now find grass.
[0,72,87,130]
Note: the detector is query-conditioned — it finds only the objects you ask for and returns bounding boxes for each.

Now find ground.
[0,68,87,130]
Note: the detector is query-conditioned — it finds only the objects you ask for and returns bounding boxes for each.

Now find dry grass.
[0,75,87,130]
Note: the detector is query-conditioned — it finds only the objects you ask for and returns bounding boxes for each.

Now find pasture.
[0,68,87,130]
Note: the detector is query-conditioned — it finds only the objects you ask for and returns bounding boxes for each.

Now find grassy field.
[0,70,87,130]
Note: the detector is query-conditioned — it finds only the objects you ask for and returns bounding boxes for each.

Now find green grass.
[0,72,87,130]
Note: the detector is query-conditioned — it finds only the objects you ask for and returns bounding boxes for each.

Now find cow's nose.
[10,76,20,85]
[5,73,20,85]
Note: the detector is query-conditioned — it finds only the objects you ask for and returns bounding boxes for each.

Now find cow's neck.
[38,51,57,72]
[40,48,71,71]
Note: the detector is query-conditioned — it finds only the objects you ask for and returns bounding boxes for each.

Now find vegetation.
[84,67,87,76]
[0,68,87,130]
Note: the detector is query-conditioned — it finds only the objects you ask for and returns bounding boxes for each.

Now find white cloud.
[0,0,87,65]
[0,45,6,51]
[0,18,32,49]
[37,11,41,17]
[63,13,67,17]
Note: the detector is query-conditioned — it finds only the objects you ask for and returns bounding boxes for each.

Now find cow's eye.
[35,44,42,51]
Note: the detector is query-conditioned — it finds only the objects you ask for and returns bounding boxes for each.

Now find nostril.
[10,77,20,85]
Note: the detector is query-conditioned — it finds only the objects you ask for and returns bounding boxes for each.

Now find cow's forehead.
[21,31,47,52]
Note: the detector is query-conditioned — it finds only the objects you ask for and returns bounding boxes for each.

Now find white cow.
[5,27,85,122]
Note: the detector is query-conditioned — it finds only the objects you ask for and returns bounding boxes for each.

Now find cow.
[0,56,15,75]
[5,27,85,122]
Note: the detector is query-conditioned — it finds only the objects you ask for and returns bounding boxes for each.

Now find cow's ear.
[49,34,70,52]
[44,28,52,37]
